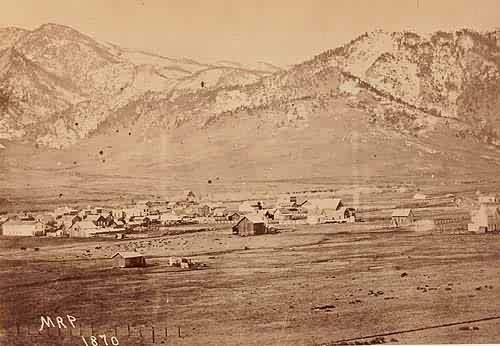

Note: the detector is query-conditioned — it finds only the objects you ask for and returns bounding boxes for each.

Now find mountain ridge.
[2,24,500,199]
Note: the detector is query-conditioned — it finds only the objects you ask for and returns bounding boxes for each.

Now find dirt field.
[1,220,500,346]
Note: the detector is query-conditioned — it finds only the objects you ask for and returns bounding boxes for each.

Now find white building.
[2,220,45,236]
[468,204,500,233]
[69,220,100,238]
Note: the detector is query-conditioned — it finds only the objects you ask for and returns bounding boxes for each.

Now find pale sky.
[2,0,500,66]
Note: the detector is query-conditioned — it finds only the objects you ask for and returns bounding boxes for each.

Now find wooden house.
[232,215,266,236]
[69,220,100,237]
[322,207,356,223]
[227,211,241,222]
[302,198,356,223]
[391,209,415,227]
[95,214,115,228]
[111,252,146,268]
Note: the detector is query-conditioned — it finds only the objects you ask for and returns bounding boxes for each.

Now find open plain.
[1,206,500,345]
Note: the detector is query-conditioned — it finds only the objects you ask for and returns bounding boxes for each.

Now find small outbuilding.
[391,209,415,227]
[232,215,266,236]
[111,252,146,268]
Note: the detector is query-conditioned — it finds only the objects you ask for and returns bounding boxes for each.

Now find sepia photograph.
[1,0,500,345]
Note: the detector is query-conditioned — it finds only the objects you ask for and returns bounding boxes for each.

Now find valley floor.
[1,223,500,345]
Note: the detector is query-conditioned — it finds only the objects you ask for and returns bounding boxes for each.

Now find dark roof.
[111,252,144,259]
[235,214,265,227]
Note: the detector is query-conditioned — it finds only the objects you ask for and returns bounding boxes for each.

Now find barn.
[391,209,415,227]
[111,252,146,268]
[232,215,266,236]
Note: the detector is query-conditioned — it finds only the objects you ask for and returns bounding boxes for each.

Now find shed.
[391,209,415,227]
[232,215,266,236]
[111,252,146,268]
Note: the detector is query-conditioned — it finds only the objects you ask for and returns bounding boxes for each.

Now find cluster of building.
[232,196,356,236]
[0,193,357,238]
[390,195,500,234]
[0,191,220,238]
[2,190,499,238]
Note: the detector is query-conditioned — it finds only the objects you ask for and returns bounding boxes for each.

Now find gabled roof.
[304,198,343,211]
[235,214,265,226]
[334,206,348,214]
[293,198,309,207]
[111,251,144,259]
[262,209,277,215]
[391,209,413,217]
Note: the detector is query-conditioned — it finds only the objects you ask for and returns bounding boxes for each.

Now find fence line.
[2,322,186,344]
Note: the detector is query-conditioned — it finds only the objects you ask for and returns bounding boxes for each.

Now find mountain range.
[1,23,500,203]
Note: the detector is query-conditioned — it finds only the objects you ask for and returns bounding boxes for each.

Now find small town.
[1,190,498,240]
[2,2,500,344]
[2,185,500,345]
[0,191,358,239]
